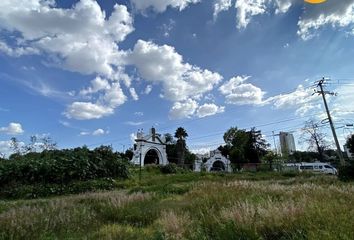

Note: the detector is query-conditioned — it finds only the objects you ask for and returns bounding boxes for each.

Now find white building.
[132,128,169,166]
[194,149,232,172]
[344,145,353,160]
[279,132,296,156]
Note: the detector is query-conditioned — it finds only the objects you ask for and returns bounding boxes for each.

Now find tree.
[174,127,188,166]
[39,136,57,151]
[300,120,330,162]
[23,135,38,153]
[346,134,354,156]
[10,137,21,155]
[222,127,269,169]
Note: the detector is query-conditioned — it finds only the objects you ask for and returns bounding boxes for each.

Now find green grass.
[0,170,353,239]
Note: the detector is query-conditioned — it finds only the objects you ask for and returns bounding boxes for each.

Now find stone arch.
[211,160,225,171]
[143,147,162,165]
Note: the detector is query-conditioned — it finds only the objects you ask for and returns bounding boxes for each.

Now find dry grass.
[156,211,191,239]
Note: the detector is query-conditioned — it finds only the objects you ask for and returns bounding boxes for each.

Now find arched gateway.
[194,149,232,172]
[132,128,168,166]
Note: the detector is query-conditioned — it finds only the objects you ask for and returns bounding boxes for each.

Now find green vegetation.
[0,146,129,199]
[1,170,353,239]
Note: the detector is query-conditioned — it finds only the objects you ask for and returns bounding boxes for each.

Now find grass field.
[0,169,353,240]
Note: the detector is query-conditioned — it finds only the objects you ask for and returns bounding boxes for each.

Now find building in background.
[279,132,296,156]
[344,145,353,160]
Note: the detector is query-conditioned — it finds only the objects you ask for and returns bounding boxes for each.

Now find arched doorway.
[144,148,160,165]
[211,161,225,172]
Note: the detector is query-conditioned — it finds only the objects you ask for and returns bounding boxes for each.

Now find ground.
[0,169,353,240]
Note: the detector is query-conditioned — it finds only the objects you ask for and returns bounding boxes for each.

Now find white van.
[283,162,338,175]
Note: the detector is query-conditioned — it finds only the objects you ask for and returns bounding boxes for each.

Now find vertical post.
[139,152,142,182]
[318,78,345,166]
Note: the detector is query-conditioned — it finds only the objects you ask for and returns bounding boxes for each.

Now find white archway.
[194,149,232,172]
[132,128,168,166]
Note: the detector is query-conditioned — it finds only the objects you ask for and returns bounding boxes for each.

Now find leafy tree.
[300,120,330,162]
[123,148,134,160]
[346,134,354,156]
[262,151,279,170]
[221,127,269,169]
[174,127,188,166]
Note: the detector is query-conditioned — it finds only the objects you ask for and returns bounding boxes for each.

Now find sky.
[1,0,354,157]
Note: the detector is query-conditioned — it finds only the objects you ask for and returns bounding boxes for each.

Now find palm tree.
[174,127,188,166]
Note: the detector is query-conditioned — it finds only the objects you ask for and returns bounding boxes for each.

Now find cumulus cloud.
[169,99,199,119]
[131,0,200,13]
[65,102,114,120]
[196,103,225,118]
[219,76,265,105]
[66,78,127,120]
[0,122,24,135]
[0,0,134,77]
[169,99,225,119]
[128,40,222,102]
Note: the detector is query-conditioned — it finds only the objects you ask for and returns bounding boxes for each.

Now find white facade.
[132,128,168,166]
[279,132,296,156]
[344,145,353,159]
[194,149,232,172]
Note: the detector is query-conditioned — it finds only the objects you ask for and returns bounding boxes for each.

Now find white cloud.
[134,112,144,116]
[128,40,222,102]
[235,0,268,29]
[169,100,224,119]
[213,0,232,20]
[80,128,108,136]
[130,132,137,143]
[0,40,40,57]
[0,0,134,77]
[129,88,139,101]
[297,0,354,40]
[144,85,153,95]
[196,103,225,118]
[131,0,200,13]
[65,102,114,120]
[92,128,107,136]
[0,122,24,135]
[66,80,127,120]
[267,85,316,110]
[125,121,145,126]
[219,76,265,105]
[79,77,110,96]
[169,99,199,119]
[0,140,25,157]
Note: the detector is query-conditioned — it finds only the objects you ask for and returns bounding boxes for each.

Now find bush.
[0,146,129,187]
[160,163,179,174]
[0,178,118,199]
[338,162,354,181]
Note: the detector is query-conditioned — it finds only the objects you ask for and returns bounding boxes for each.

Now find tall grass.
[0,172,353,239]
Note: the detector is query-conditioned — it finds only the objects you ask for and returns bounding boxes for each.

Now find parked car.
[283,162,337,175]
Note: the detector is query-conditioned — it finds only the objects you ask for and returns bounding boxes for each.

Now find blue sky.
[1,0,354,156]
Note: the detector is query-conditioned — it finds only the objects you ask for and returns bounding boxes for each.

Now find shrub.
[160,163,179,174]
[338,162,354,181]
[0,146,130,191]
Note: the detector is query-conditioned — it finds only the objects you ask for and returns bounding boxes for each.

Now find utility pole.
[316,78,345,166]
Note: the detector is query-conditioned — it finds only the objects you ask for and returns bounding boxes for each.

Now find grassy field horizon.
[0,170,353,240]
